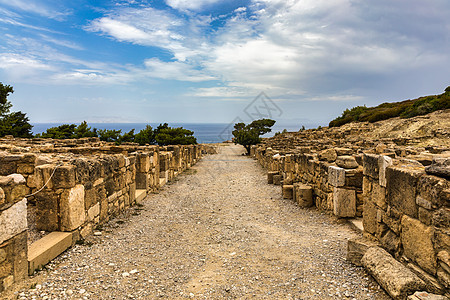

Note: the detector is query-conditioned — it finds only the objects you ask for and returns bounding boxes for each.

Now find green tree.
[154,123,197,146]
[134,125,156,145]
[232,118,276,154]
[74,121,97,138]
[37,124,77,139]
[120,129,135,143]
[0,82,33,138]
[97,129,122,144]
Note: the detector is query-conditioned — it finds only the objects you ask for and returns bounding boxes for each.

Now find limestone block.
[336,156,359,169]
[60,185,86,231]
[407,262,446,295]
[378,227,400,254]
[293,183,313,208]
[362,246,426,300]
[318,148,337,162]
[52,165,76,189]
[363,153,379,179]
[7,174,25,185]
[273,174,282,185]
[407,291,447,300]
[282,185,293,199]
[333,187,356,218]
[378,155,393,187]
[425,158,450,178]
[345,167,363,188]
[363,199,378,235]
[417,175,450,208]
[386,166,422,218]
[373,182,387,210]
[401,215,437,275]
[335,148,353,156]
[347,237,378,266]
[87,203,100,221]
[267,171,278,184]
[328,166,345,187]
[431,208,450,228]
[35,191,59,231]
[0,198,27,244]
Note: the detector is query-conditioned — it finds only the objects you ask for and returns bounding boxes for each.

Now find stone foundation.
[0,137,216,292]
[251,125,449,297]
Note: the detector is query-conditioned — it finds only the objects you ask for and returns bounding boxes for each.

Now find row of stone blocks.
[254,144,450,298]
[0,143,214,293]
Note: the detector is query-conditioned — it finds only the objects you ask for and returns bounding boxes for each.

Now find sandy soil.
[10,144,389,299]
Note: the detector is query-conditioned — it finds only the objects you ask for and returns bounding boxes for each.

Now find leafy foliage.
[0,82,33,138]
[232,118,276,154]
[329,87,450,127]
[134,125,155,145]
[97,129,122,143]
[154,123,197,146]
[35,121,197,146]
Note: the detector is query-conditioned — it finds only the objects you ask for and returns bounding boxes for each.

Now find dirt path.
[12,144,389,299]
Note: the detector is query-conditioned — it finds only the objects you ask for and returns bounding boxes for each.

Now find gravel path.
[12,144,389,299]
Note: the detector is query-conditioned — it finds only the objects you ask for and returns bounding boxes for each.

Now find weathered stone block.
[345,167,363,188]
[407,291,447,300]
[378,226,400,254]
[363,199,378,235]
[35,191,59,231]
[87,203,100,221]
[362,246,426,300]
[363,153,379,179]
[52,165,76,189]
[293,183,313,208]
[386,166,422,218]
[347,237,378,266]
[135,173,148,190]
[273,174,282,185]
[282,185,293,199]
[267,171,278,184]
[0,199,27,244]
[378,155,393,187]
[432,207,450,228]
[318,148,337,162]
[328,166,345,187]
[425,158,450,178]
[333,187,356,218]
[336,155,359,169]
[60,185,86,231]
[417,175,449,208]
[401,215,437,275]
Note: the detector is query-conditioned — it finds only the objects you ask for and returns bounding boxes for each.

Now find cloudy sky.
[0,0,449,127]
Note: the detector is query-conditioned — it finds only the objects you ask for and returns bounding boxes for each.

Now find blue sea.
[31,122,304,144]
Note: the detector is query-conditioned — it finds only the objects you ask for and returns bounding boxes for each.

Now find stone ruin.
[250,112,450,299]
[0,136,216,293]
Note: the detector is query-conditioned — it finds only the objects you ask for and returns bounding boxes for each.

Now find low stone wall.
[0,137,216,292]
[251,138,449,296]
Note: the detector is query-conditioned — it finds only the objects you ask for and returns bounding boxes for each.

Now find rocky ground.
[9,144,389,299]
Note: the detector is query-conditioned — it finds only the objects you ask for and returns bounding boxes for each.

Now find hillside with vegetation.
[329,86,450,127]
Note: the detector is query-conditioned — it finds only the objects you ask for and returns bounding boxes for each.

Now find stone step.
[28,232,73,275]
[135,189,147,203]
[348,218,364,233]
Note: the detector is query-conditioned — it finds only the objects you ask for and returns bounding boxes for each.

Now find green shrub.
[329,87,450,127]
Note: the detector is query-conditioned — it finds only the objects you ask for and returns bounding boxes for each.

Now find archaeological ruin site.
[0,109,449,299]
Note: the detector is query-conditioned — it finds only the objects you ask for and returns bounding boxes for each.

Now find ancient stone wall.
[250,121,450,296]
[0,137,215,292]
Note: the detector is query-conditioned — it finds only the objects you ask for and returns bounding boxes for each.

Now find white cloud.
[165,0,221,11]
[142,58,215,82]
[0,0,70,20]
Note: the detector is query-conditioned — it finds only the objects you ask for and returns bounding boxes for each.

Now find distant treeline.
[35,122,197,146]
[329,86,450,127]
